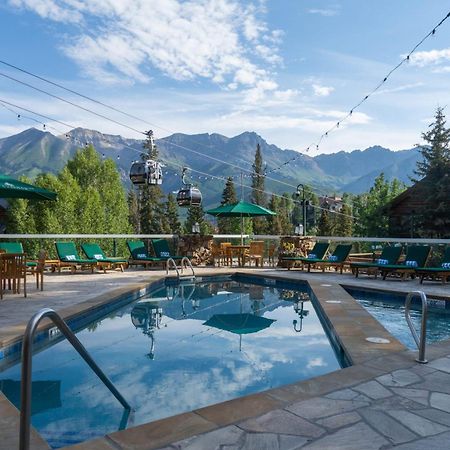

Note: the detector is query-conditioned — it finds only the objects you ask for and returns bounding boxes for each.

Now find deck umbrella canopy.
[0,174,57,201]
[206,200,276,244]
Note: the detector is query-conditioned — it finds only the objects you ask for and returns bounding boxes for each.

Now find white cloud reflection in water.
[0,281,342,446]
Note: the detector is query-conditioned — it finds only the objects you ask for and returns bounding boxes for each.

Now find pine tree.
[334,199,353,237]
[353,173,405,237]
[165,193,181,234]
[279,193,294,235]
[128,189,140,233]
[184,205,213,235]
[268,195,282,235]
[317,209,332,236]
[251,143,267,234]
[413,107,450,237]
[218,177,240,234]
[138,131,168,234]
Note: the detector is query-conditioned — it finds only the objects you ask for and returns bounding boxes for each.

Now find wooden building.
[386,179,428,238]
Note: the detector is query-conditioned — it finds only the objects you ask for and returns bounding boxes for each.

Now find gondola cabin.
[176,186,202,207]
[129,160,163,185]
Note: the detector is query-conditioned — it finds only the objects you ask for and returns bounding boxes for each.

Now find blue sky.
[0,0,449,155]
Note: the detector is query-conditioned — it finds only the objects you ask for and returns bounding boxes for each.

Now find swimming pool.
[347,288,450,350]
[0,276,345,448]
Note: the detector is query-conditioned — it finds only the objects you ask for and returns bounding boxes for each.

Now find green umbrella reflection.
[203,313,275,350]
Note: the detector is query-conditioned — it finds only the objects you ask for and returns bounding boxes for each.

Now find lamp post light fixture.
[296,183,308,236]
[192,222,200,234]
[294,224,303,236]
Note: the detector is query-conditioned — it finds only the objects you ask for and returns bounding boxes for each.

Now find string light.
[264,9,450,176]
[3,94,359,221]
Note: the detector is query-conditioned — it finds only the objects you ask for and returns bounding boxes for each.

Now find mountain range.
[0,127,421,208]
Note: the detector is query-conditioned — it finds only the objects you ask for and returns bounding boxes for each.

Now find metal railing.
[0,233,448,245]
[405,291,428,364]
[20,308,131,450]
[181,256,196,279]
[165,257,180,277]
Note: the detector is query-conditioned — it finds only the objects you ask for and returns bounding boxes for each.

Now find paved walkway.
[156,348,450,450]
[0,265,449,450]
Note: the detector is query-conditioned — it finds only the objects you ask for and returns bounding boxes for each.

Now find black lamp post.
[296,184,307,236]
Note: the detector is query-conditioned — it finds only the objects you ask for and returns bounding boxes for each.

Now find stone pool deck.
[0,265,449,449]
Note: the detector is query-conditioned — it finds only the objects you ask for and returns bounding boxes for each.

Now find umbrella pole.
[241,214,244,245]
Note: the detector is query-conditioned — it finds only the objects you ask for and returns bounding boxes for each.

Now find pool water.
[0,277,343,448]
[348,288,450,349]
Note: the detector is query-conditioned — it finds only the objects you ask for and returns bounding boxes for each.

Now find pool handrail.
[20,308,131,450]
[181,256,195,280]
[405,291,428,364]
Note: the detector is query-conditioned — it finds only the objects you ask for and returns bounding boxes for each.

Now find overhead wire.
[1,10,449,201]
[264,9,450,175]
[0,96,358,220]
[0,59,254,169]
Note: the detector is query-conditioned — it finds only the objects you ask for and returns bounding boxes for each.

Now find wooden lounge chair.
[282,242,330,270]
[416,246,450,284]
[55,242,98,273]
[304,244,353,274]
[350,245,402,278]
[378,245,431,281]
[126,240,160,268]
[81,243,128,272]
[151,239,183,262]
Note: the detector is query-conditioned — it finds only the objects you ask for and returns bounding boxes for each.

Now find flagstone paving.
[156,351,450,450]
[0,264,449,449]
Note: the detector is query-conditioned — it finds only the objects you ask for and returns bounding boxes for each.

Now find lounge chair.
[151,239,183,261]
[378,245,431,281]
[282,242,330,270]
[350,245,402,278]
[81,243,128,272]
[126,240,160,268]
[55,242,98,273]
[303,244,353,274]
[415,246,450,284]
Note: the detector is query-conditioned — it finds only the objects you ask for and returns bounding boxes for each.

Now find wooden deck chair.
[55,242,98,273]
[82,243,128,272]
[379,245,431,281]
[151,239,183,261]
[282,242,330,270]
[304,244,353,274]
[416,246,450,284]
[126,240,160,268]
[350,245,402,278]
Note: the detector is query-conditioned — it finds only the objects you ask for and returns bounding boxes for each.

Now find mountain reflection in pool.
[0,279,342,448]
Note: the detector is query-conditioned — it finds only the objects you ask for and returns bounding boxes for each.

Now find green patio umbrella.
[206,200,276,244]
[0,174,57,201]
[203,313,275,350]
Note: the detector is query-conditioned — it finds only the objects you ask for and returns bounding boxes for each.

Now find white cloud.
[8,0,283,92]
[312,84,334,97]
[308,7,340,17]
[406,48,450,67]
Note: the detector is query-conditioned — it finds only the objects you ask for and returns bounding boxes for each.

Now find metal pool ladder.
[405,291,428,364]
[166,256,196,281]
[19,308,131,450]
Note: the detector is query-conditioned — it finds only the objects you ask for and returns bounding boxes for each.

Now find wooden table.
[225,245,250,267]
